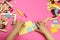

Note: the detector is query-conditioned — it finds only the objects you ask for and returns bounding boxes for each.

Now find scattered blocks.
[50,23,60,33]
[0,0,16,33]
[48,0,60,18]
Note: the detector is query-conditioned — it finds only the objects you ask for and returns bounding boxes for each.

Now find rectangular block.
[19,21,37,35]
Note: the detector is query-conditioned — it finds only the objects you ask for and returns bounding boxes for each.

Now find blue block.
[53,20,58,24]
[55,8,58,13]
[33,23,38,29]
[55,8,58,15]
[5,13,10,18]
[27,27,32,32]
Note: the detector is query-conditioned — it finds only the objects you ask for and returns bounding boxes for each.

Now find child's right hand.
[36,21,48,34]
[36,21,54,40]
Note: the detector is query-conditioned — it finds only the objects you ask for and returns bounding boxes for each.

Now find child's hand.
[36,21,54,40]
[6,21,24,40]
[14,21,24,29]
[36,21,47,34]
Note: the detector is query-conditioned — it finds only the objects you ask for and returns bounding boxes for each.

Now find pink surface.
[0,0,60,40]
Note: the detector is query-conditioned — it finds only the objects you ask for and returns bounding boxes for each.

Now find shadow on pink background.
[0,0,60,40]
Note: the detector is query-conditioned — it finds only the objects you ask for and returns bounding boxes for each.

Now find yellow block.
[0,4,2,11]
[51,24,60,28]
[54,0,56,2]
[50,27,58,33]
[19,21,35,35]
[0,4,2,8]
[52,3,60,9]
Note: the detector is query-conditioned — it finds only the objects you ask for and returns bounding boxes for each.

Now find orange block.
[17,9,24,16]
[52,3,60,9]
[50,27,58,33]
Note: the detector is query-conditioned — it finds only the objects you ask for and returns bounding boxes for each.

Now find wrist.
[40,29,49,34]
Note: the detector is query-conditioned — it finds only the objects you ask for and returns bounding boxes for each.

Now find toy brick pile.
[48,0,60,33]
[0,0,16,32]
[0,0,37,35]
[48,0,60,18]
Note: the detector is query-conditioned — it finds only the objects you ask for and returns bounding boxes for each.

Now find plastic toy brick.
[50,27,58,33]
[51,24,60,28]
[19,21,37,35]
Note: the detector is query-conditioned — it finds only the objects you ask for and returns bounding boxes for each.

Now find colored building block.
[58,10,60,14]
[27,27,32,32]
[55,8,59,16]
[52,3,60,9]
[53,20,58,24]
[19,21,36,35]
[51,24,60,28]
[5,13,10,18]
[55,8,58,13]
[0,4,2,7]
[33,23,38,29]
[0,20,3,24]
[19,21,35,35]
[17,9,24,16]
[54,24,60,28]
[50,27,58,33]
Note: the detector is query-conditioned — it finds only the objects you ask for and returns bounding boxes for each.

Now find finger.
[19,22,24,26]
[21,22,25,26]
[41,22,45,25]
[44,17,49,23]
[39,21,42,25]
[16,20,21,23]
[16,20,24,25]
[14,21,24,27]
[36,21,41,25]
[36,22,40,28]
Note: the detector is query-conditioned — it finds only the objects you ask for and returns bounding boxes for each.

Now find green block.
[0,20,3,24]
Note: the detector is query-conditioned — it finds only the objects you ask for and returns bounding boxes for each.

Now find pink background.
[0,0,60,40]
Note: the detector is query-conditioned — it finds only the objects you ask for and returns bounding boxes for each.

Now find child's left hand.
[14,21,24,29]
[6,21,24,40]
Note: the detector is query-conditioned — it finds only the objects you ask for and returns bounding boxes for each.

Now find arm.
[36,21,54,40]
[6,21,24,40]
